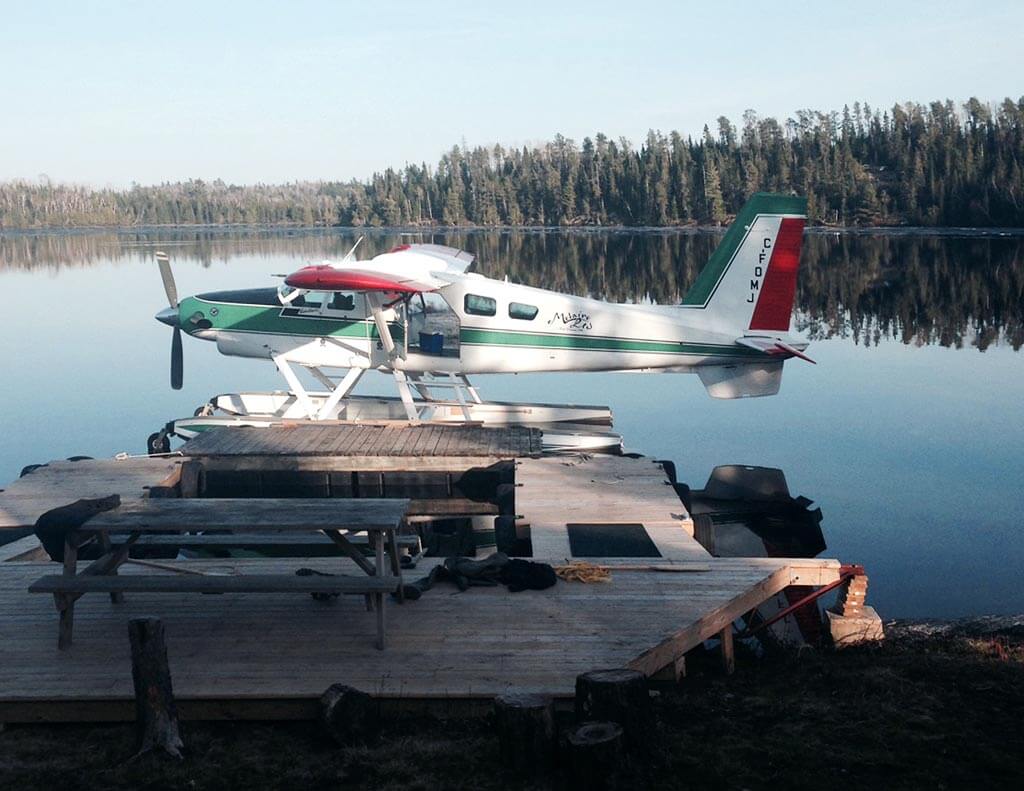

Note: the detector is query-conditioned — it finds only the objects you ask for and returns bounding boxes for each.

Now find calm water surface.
[1,228,1021,618]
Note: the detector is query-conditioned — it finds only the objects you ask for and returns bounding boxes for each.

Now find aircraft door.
[406,292,460,359]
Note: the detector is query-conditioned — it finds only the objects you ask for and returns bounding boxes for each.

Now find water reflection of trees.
[1,229,1020,351]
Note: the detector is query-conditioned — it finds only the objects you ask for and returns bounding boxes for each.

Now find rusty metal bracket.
[737,564,865,639]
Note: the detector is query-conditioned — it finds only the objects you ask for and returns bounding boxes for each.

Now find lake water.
[1,228,1022,619]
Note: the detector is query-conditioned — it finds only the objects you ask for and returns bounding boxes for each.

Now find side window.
[464,294,496,316]
[293,291,326,310]
[329,292,356,312]
[508,302,539,321]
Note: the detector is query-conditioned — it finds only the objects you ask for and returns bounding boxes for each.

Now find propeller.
[155,251,184,390]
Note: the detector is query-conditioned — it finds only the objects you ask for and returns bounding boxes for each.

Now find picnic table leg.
[376,591,386,650]
[98,531,125,604]
[386,528,404,603]
[57,535,79,650]
[374,529,386,649]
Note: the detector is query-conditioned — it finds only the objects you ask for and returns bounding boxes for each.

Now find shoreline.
[2,622,1020,789]
[2,223,1024,238]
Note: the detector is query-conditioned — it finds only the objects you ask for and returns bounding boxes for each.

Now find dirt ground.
[2,622,1022,790]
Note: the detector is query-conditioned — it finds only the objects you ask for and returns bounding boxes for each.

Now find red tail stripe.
[748,218,804,331]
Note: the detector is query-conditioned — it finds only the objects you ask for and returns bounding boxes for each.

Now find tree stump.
[319,684,379,746]
[565,721,623,791]
[492,693,556,776]
[127,617,183,760]
[574,668,651,750]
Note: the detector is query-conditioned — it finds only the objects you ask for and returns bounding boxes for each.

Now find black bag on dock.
[33,495,121,562]
[401,553,557,598]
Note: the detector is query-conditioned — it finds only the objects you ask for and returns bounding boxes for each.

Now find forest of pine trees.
[2,97,1022,229]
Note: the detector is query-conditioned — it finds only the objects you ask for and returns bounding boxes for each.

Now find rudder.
[682,193,807,332]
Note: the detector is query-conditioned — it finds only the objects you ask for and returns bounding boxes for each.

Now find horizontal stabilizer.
[698,361,784,399]
[736,336,816,364]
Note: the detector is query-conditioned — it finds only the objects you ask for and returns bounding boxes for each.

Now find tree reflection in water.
[2,228,1020,350]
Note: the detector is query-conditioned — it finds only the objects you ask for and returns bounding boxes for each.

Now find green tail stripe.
[682,192,807,307]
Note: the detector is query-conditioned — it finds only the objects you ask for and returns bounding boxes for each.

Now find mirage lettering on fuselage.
[548,311,592,331]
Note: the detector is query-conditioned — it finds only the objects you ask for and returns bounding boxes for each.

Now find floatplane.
[150,193,813,454]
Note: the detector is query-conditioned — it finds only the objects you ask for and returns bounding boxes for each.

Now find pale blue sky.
[1,0,1021,186]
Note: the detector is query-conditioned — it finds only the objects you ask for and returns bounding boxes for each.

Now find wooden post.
[178,461,203,498]
[566,721,623,791]
[319,684,379,745]
[720,626,735,675]
[492,693,555,777]
[56,535,79,650]
[375,530,386,649]
[574,668,650,750]
[98,531,125,604]
[127,617,183,760]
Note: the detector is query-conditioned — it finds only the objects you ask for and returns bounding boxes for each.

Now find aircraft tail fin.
[682,193,807,332]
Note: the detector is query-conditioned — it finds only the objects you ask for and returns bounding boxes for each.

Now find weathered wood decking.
[0,555,840,721]
[0,457,186,531]
[0,423,846,721]
[183,423,542,471]
[518,455,704,562]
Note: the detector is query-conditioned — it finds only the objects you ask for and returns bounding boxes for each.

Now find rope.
[554,561,612,584]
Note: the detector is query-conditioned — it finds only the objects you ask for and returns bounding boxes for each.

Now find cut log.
[319,684,379,745]
[574,668,651,750]
[565,721,623,791]
[720,626,735,675]
[492,693,555,776]
[127,617,183,760]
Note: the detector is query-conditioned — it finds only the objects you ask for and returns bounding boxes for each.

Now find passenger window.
[464,294,496,316]
[509,302,538,320]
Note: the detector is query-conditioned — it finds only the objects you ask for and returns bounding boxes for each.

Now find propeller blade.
[156,250,179,308]
[171,326,184,390]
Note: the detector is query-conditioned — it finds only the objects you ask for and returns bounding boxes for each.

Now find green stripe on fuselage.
[178,296,403,340]
[459,327,750,357]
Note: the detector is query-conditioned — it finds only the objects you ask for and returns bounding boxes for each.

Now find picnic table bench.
[28,498,409,650]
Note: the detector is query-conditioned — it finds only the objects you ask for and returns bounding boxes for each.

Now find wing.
[284,244,474,293]
[284,264,439,293]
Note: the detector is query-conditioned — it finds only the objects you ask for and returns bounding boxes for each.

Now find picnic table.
[28,498,409,650]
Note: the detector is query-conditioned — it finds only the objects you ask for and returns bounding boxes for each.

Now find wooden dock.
[0,423,849,721]
[0,555,839,721]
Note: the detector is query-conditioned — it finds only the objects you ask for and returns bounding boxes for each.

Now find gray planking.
[182,424,541,459]
[0,458,184,531]
[0,555,840,719]
[84,498,409,533]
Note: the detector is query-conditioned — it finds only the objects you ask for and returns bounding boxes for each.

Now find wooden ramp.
[518,455,705,562]
[183,424,542,471]
[0,555,840,722]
